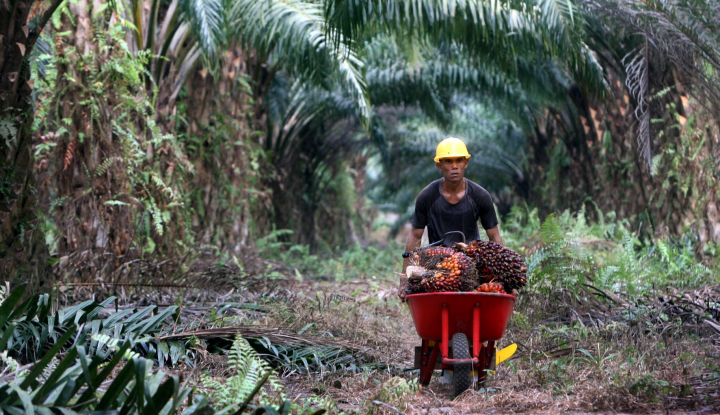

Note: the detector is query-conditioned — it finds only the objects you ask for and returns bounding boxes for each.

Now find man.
[398,137,503,300]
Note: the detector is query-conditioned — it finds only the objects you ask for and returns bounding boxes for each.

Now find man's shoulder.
[416,179,442,204]
[465,179,493,205]
[465,179,490,195]
[417,179,442,197]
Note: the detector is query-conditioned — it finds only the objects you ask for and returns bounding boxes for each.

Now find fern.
[201,335,286,412]
[622,231,638,275]
[650,153,663,176]
[0,117,18,149]
[540,213,567,247]
[143,197,165,236]
[526,247,551,277]
[95,156,122,176]
[656,240,671,263]
[150,173,178,200]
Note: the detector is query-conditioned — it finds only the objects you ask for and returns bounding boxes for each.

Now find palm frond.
[325,0,609,96]
[364,36,569,126]
[582,0,720,167]
[536,0,609,96]
[180,0,226,58]
[231,0,370,123]
[623,41,651,167]
[326,0,539,67]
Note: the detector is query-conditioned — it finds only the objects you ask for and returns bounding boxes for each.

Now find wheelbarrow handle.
[402,238,447,258]
[402,231,467,258]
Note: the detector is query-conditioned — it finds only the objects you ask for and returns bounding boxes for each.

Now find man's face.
[436,157,468,183]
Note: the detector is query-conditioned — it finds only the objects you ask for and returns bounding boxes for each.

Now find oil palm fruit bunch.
[476,282,505,293]
[457,240,528,292]
[421,271,462,292]
[409,247,476,292]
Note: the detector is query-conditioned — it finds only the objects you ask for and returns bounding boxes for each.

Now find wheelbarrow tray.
[406,292,515,342]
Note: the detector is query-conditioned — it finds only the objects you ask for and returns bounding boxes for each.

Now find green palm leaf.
[325,0,608,95]
[180,0,226,57]
[364,36,568,125]
[326,0,538,66]
[231,0,370,123]
[536,0,608,96]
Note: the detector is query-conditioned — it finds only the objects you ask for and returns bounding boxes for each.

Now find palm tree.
[583,0,720,167]
[119,0,227,127]
[522,0,720,247]
[0,0,65,285]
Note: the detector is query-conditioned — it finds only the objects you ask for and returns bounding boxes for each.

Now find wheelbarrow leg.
[477,340,495,386]
[419,339,439,386]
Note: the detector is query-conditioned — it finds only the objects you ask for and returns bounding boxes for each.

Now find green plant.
[254,336,364,376]
[519,206,717,296]
[0,288,213,414]
[368,376,417,413]
[201,335,285,412]
[0,286,189,367]
[0,338,206,414]
[576,344,619,372]
[201,335,331,414]
[627,374,672,403]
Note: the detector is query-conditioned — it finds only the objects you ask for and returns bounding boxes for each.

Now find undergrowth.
[256,230,400,282]
[502,204,718,295]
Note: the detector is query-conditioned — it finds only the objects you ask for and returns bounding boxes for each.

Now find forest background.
[1,0,719,284]
[1,0,720,413]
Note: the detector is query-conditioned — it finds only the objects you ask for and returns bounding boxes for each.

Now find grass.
[256,230,402,282]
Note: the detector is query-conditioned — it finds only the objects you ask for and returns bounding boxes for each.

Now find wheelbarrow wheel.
[451,333,472,396]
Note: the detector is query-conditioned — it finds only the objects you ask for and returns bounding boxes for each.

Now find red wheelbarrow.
[406,292,517,396]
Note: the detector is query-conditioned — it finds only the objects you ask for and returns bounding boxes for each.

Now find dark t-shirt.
[411,178,498,244]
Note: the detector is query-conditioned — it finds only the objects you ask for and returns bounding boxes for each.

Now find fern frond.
[202,335,286,412]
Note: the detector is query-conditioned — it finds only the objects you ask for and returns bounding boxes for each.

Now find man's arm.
[403,227,425,273]
[485,225,503,245]
[398,227,425,301]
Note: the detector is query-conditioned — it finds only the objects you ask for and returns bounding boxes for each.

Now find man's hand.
[399,227,424,303]
[402,227,425,273]
[397,285,408,302]
[397,273,409,302]
[485,226,503,245]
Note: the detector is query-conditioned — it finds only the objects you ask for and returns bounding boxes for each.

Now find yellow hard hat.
[434,137,471,162]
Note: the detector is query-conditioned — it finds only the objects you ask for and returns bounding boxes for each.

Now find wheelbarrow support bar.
[441,304,449,358]
[473,303,480,361]
[440,302,482,365]
[443,357,479,365]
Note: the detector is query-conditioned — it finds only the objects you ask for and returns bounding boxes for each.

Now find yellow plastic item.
[476,343,518,376]
[434,137,471,162]
[496,343,517,365]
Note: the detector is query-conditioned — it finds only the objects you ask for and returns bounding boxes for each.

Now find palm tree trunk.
[527,69,720,246]
[0,0,62,289]
[179,46,267,254]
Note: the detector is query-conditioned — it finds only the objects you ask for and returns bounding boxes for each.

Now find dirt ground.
[123,270,719,414]
[263,278,720,414]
